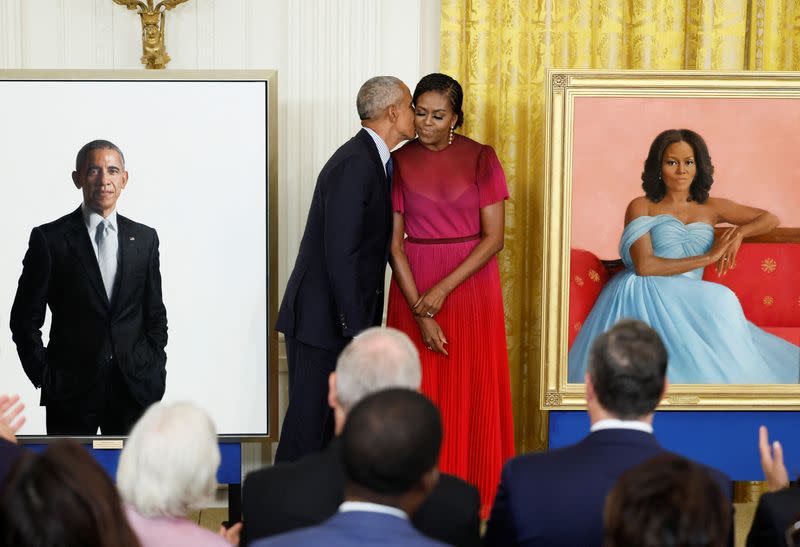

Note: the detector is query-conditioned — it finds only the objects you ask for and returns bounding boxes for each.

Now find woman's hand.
[416,317,448,355]
[715,227,744,276]
[412,284,450,319]
[706,230,733,267]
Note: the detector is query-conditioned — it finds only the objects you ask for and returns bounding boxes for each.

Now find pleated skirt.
[387,239,515,519]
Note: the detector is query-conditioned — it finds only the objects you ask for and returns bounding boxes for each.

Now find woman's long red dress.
[387,135,515,518]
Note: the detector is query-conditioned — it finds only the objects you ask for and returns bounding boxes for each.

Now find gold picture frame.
[540,69,800,410]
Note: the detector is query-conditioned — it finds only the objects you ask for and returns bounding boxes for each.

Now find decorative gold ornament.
[574,275,584,286]
[113,0,190,69]
[763,295,774,306]
[588,269,601,282]
[761,258,777,273]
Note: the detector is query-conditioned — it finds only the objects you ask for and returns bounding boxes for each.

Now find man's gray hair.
[116,401,220,518]
[356,76,405,121]
[335,327,421,412]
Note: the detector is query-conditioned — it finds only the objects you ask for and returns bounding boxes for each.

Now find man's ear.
[120,170,129,190]
[584,373,595,403]
[660,378,669,402]
[327,372,338,410]
[386,103,398,123]
[72,171,81,189]
[417,466,439,497]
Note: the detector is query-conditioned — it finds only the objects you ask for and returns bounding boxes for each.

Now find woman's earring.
[448,126,455,145]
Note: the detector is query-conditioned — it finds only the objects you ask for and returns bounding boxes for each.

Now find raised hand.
[759,425,790,492]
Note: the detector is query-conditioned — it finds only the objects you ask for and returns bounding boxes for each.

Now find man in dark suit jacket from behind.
[274,76,416,463]
[254,388,449,547]
[242,327,480,547]
[484,319,733,547]
[9,140,168,435]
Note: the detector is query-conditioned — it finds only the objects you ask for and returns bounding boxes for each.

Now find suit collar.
[64,207,109,307]
[581,427,661,448]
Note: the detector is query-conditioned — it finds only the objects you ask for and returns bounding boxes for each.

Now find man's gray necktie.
[95,220,117,301]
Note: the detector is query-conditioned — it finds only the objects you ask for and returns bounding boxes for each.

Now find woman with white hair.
[117,401,241,546]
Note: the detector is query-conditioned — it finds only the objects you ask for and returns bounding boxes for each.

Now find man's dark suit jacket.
[747,487,800,546]
[9,207,168,407]
[275,129,392,351]
[484,428,733,547]
[241,439,481,547]
[252,510,448,547]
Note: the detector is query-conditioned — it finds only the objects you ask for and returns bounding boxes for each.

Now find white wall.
[0,0,440,471]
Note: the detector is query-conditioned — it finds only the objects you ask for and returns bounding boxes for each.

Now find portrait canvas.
[0,71,278,438]
[540,70,800,410]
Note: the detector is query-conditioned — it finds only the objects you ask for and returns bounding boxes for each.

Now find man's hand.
[759,425,790,492]
[0,394,26,444]
[219,522,242,546]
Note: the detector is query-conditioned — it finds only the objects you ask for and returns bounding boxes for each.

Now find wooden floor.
[192,502,760,545]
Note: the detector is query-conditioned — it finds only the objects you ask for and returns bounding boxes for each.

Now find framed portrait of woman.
[540,70,800,410]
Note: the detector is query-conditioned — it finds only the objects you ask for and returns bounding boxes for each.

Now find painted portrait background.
[570,96,800,259]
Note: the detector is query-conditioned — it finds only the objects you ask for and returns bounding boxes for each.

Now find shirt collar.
[338,501,408,520]
[590,418,653,434]
[362,126,391,173]
[81,202,118,232]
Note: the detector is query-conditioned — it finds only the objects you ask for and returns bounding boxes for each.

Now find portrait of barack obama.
[10,139,168,436]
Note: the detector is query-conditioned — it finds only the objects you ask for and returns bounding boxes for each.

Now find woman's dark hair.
[604,453,730,547]
[641,129,714,203]
[0,440,141,547]
[412,73,464,128]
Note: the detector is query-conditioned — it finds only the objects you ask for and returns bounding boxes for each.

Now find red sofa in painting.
[568,230,800,349]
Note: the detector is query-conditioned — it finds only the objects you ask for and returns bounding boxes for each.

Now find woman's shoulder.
[624,196,652,224]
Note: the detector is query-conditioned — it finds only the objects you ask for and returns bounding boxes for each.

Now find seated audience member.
[0,394,26,486]
[484,319,732,547]
[0,440,141,547]
[604,453,730,547]
[117,401,241,547]
[253,388,448,547]
[241,327,480,547]
[746,426,800,546]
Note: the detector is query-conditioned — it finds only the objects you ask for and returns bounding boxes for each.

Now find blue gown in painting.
[568,214,800,384]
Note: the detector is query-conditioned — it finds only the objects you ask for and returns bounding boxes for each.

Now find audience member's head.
[0,440,141,547]
[329,327,421,433]
[604,453,730,547]
[586,319,668,421]
[117,401,219,518]
[342,388,442,516]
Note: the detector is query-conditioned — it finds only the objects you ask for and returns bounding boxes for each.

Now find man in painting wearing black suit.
[484,319,732,547]
[10,140,168,436]
[241,327,481,547]
[274,76,416,462]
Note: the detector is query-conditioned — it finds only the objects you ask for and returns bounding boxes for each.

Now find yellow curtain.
[440,0,800,453]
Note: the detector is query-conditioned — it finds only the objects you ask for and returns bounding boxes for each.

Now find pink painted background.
[570,97,800,258]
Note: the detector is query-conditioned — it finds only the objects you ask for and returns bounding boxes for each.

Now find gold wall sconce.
[113,0,190,69]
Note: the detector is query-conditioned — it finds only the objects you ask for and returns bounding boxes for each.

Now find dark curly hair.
[641,129,714,203]
[412,73,464,129]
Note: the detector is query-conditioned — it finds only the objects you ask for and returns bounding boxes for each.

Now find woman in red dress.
[387,73,515,518]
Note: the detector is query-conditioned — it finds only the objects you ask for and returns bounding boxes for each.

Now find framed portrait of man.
[540,70,800,410]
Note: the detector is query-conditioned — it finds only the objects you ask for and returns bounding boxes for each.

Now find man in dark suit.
[274,76,416,462]
[241,327,480,547]
[746,426,800,546]
[10,140,168,435]
[484,319,732,547]
[254,388,449,547]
